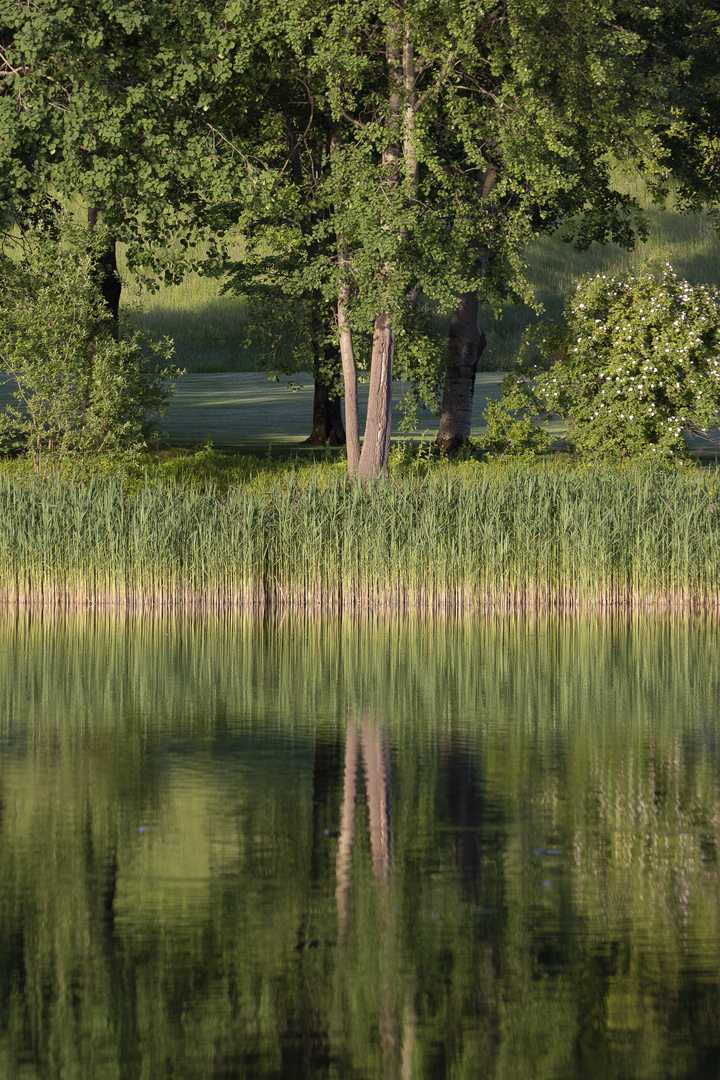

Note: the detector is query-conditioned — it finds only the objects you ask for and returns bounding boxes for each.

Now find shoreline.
[2,465,719,612]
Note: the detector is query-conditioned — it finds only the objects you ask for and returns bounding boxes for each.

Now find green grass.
[158,371,514,449]
[2,461,720,611]
[481,169,720,370]
[119,170,720,375]
[0,369,512,451]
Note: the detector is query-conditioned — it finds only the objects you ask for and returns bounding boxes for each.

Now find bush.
[0,221,181,468]
[481,267,720,461]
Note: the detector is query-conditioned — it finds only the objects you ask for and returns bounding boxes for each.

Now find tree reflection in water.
[0,612,717,1077]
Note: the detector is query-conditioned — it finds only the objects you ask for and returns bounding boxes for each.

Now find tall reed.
[1,465,719,610]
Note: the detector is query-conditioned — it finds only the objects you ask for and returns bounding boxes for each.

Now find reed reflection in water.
[0,612,718,1078]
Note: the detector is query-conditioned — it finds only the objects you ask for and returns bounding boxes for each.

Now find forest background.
[1,0,719,480]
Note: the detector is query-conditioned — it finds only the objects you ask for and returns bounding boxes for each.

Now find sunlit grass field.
[120,169,720,375]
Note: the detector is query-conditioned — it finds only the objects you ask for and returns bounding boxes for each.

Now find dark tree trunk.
[87,207,121,337]
[310,731,343,881]
[304,300,346,446]
[304,380,346,445]
[436,290,487,452]
[436,166,497,453]
[442,737,482,885]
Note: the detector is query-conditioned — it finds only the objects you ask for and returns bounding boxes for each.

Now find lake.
[0,611,718,1078]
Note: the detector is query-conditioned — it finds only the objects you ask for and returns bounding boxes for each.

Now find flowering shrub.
[481,267,720,460]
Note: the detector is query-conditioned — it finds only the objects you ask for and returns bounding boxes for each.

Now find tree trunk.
[357,312,395,482]
[335,723,358,944]
[354,22,403,483]
[337,249,361,474]
[442,735,482,883]
[436,291,487,452]
[304,374,346,445]
[335,19,411,482]
[436,167,498,451]
[360,713,393,882]
[330,123,362,476]
[304,299,346,446]
[87,207,121,336]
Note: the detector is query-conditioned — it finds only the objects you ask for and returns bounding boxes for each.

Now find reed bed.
[1,465,719,610]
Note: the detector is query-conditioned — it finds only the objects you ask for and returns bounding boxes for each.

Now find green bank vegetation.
[2,0,719,603]
[2,461,720,611]
[3,0,717,475]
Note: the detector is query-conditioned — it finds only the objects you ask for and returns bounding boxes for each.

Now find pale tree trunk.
[357,312,395,482]
[338,264,361,475]
[331,124,361,476]
[403,28,418,195]
[436,166,498,451]
[356,22,405,483]
[360,714,398,1078]
[335,722,358,944]
[336,21,418,481]
[333,716,401,1076]
[401,997,417,1080]
[360,713,393,882]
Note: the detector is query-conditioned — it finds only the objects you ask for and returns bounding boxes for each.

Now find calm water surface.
[0,612,719,1079]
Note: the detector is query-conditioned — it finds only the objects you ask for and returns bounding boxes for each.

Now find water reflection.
[0,612,718,1077]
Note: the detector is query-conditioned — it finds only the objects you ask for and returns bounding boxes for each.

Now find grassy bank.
[2,462,720,610]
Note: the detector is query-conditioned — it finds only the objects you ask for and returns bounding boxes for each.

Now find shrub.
[481,267,720,461]
[0,221,181,469]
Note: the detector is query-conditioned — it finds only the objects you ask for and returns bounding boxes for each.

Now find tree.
[206,0,699,478]
[0,0,243,323]
[482,266,720,461]
[5,0,715,474]
[0,220,179,467]
[218,83,349,446]
[435,0,720,453]
[0,0,349,443]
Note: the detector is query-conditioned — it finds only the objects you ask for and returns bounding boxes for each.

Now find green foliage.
[483,267,720,461]
[4,0,716,425]
[209,0,669,407]
[0,0,241,275]
[0,223,180,468]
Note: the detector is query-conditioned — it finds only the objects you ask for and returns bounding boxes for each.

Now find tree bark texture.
[436,167,497,451]
[335,723,358,944]
[354,24,404,482]
[304,379,346,446]
[361,714,393,883]
[357,312,395,482]
[436,290,487,452]
[338,270,361,475]
[330,123,362,476]
[304,299,346,446]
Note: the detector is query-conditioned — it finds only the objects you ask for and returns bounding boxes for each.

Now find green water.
[0,612,719,1079]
